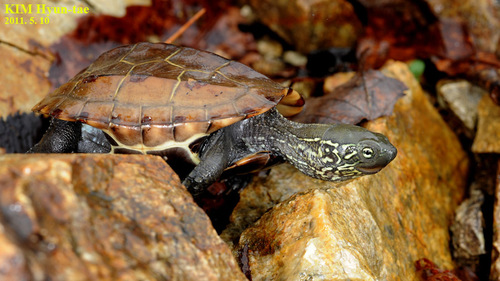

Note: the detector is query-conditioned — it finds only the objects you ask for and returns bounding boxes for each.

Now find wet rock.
[0,154,246,281]
[223,61,468,279]
[245,0,362,54]
[472,95,500,153]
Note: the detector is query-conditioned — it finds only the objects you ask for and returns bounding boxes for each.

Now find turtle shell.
[33,42,303,157]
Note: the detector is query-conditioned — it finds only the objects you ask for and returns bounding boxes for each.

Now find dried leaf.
[294,70,406,124]
[415,258,479,281]
[415,258,461,281]
[433,55,500,105]
[356,4,500,105]
[48,2,256,89]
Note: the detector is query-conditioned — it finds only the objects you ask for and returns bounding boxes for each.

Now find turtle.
[29,42,397,197]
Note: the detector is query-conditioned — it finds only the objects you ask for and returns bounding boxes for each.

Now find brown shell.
[32,42,303,151]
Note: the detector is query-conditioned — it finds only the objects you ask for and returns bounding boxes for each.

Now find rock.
[239,188,386,280]
[0,1,84,51]
[323,72,355,94]
[491,162,500,279]
[283,50,307,67]
[85,0,151,17]
[357,0,500,55]
[0,0,88,117]
[221,164,323,250]
[245,0,362,54]
[251,57,286,78]
[437,80,486,133]
[289,79,316,99]
[497,37,500,58]
[450,187,486,268]
[0,1,71,116]
[426,0,500,53]
[0,1,88,124]
[490,161,500,280]
[472,95,500,153]
[0,42,52,118]
[0,154,246,281]
[256,38,283,59]
[223,61,468,280]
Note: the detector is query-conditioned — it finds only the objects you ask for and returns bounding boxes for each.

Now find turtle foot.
[182,176,209,199]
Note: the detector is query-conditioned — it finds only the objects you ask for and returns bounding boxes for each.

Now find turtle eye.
[362,147,374,159]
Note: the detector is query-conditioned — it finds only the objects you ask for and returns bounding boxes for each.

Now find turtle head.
[288,123,397,182]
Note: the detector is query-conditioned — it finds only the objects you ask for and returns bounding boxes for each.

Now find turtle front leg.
[182,130,229,198]
[28,118,82,153]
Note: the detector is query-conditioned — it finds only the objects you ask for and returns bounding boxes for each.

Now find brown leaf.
[433,54,500,105]
[356,4,500,105]
[415,258,462,281]
[294,70,406,124]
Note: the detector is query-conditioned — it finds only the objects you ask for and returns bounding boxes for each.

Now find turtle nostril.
[386,146,397,162]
